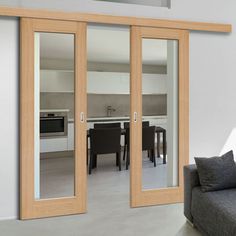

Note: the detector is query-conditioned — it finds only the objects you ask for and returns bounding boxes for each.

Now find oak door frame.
[130,26,189,207]
[20,18,87,219]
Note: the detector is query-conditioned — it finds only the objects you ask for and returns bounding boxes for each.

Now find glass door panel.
[130,26,189,207]
[20,18,87,219]
[35,32,75,199]
[141,38,179,190]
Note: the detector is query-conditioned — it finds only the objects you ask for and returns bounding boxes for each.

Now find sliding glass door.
[20,18,87,219]
[130,27,189,207]
[20,19,189,219]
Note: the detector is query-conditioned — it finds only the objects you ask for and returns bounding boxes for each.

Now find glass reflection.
[142,38,179,190]
[34,32,75,199]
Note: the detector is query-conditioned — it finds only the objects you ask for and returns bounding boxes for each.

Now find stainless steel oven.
[40,111,68,138]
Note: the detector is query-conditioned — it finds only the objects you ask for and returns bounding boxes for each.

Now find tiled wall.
[40,93,167,118]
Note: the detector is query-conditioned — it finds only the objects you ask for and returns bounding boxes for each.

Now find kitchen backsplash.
[40,93,167,118]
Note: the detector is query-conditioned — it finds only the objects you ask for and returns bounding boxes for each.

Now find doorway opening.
[87,24,131,209]
[86,24,171,210]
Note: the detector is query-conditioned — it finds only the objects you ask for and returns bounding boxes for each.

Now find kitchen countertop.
[68,115,167,123]
[40,109,70,113]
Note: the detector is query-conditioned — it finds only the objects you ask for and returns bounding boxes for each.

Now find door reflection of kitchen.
[39,32,75,199]
[38,28,168,199]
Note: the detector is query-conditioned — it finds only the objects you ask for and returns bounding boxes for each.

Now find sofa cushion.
[192,187,236,236]
[195,150,236,192]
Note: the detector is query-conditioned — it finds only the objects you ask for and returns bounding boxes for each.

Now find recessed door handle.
[134,112,137,123]
[80,112,85,123]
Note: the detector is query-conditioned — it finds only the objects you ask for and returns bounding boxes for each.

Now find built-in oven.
[40,111,68,138]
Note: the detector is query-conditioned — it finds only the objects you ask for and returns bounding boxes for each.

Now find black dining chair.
[125,126,156,170]
[142,126,156,167]
[123,121,150,161]
[94,122,121,129]
[92,122,121,167]
[89,127,121,174]
[123,122,130,161]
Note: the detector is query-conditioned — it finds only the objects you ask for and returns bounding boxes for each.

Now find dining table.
[87,126,166,164]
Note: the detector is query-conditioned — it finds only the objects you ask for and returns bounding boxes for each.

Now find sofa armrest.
[184,164,200,223]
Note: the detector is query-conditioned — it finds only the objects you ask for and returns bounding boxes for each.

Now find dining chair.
[94,122,121,129]
[92,122,121,167]
[125,126,156,170]
[142,126,156,167]
[89,127,121,174]
[123,121,150,161]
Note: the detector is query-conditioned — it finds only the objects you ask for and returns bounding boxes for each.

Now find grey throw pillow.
[195,150,236,192]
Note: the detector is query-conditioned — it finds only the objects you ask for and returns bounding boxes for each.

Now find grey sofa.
[184,164,236,236]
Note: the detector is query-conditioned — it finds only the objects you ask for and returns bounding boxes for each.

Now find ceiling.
[39,26,168,65]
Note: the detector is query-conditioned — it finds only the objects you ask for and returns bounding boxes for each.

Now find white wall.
[0,0,235,219]
[0,17,19,220]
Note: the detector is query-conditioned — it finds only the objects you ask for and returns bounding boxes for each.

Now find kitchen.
[36,24,175,200]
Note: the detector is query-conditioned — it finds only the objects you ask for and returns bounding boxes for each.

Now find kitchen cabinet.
[40,137,68,153]
[40,123,74,153]
[87,71,128,94]
[87,71,167,94]
[40,69,74,93]
[67,123,74,150]
[40,69,167,94]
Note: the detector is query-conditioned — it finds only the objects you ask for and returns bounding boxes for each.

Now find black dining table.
[87,126,166,164]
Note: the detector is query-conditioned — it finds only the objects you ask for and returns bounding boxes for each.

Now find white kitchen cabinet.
[87,71,167,94]
[142,74,167,95]
[40,70,74,93]
[67,123,74,150]
[87,71,128,94]
[40,70,167,94]
[40,137,68,153]
[40,123,74,153]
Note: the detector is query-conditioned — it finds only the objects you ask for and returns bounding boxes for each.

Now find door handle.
[134,112,138,123]
[80,112,85,123]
